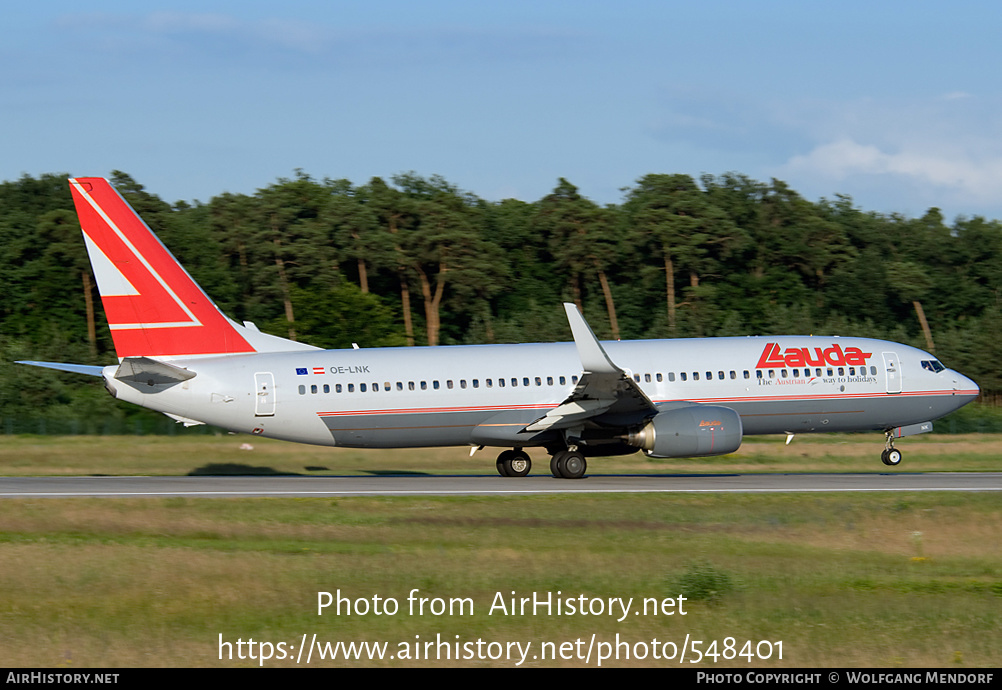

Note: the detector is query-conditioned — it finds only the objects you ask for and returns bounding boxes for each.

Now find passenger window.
[323,384,330,394]
[744,371,750,379]
[680,372,687,381]
[298,385,306,395]
[572,376,579,384]
[524,377,531,386]
[718,371,724,380]
[360,383,366,392]
[421,381,427,390]
[535,377,542,386]
[473,379,480,388]
[486,379,493,388]
[460,380,467,389]
[668,372,675,382]
[547,376,553,385]
[348,383,355,392]
[498,378,505,387]
[433,380,440,390]
[447,380,454,389]
[336,384,343,393]
[657,373,663,382]
[693,372,700,381]
[396,382,403,391]
[559,376,566,385]
[408,381,415,391]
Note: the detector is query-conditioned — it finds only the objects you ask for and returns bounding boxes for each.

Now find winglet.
[563,303,620,374]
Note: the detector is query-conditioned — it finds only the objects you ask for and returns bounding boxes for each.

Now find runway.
[1,472,1000,498]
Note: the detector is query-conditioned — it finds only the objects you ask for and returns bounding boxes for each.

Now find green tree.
[533,178,622,339]
[624,174,745,336]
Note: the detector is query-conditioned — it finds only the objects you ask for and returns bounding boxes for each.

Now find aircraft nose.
[954,372,980,399]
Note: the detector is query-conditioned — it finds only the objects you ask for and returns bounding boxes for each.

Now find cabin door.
[254,372,276,416]
[882,352,901,394]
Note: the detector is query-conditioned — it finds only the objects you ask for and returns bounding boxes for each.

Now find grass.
[0,434,999,667]
[0,431,999,476]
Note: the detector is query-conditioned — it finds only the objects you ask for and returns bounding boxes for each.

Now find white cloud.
[773,93,1002,213]
[786,138,1002,199]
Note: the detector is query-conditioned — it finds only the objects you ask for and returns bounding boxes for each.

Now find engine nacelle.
[627,403,742,458]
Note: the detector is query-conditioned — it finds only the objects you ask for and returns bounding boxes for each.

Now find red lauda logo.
[756,343,872,369]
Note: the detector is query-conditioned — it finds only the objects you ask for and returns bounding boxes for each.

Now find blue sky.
[4,1,1002,220]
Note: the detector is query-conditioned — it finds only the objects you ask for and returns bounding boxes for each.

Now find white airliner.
[18,178,980,478]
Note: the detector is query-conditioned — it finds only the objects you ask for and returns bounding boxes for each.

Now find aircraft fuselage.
[105,335,979,453]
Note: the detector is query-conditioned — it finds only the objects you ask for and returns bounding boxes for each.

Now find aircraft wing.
[523,305,658,432]
[16,361,106,377]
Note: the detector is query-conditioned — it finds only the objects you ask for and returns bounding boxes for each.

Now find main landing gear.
[550,449,587,479]
[496,449,531,477]
[881,432,903,466]
[494,448,588,479]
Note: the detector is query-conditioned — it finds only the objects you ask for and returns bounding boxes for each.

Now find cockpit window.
[921,360,945,373]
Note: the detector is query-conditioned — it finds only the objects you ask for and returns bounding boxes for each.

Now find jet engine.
[626,403,742,458]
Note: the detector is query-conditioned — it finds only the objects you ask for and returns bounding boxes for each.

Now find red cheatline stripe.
[314,389,977,419]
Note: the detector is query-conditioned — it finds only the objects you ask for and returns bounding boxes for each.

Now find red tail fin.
[70,177,257,359]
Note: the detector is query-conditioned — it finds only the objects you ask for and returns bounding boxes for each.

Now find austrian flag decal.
[756,343,872,369]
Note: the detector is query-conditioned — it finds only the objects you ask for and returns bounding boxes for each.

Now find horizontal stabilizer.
[15,361,105,377]
[115,356,196,391]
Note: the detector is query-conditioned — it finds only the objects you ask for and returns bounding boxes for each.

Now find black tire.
[557,451,587,479]
[496,450,514,477]
[550,451,564,478]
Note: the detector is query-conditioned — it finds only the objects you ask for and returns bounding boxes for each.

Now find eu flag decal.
[296,368,308,375]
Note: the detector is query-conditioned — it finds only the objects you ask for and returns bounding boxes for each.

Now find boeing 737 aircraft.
[18,178,980,478]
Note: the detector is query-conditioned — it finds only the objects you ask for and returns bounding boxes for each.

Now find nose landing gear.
[881,432,903,466]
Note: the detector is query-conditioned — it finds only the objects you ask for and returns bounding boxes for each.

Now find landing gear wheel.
[881,448,902,466]
[496,450,514,477]
[551,450,587,479]
[496,449,531,477]
[508,450,531,477]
